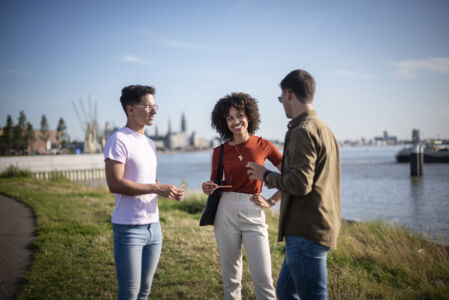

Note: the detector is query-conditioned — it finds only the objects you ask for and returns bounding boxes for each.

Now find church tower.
[181,112,186,132]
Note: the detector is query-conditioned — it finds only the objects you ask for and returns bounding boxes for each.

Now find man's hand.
[156,183,184,202]
[250,194,273,209]
[202,181,218,195]
[246,162,267,181]
[173,184,184,202]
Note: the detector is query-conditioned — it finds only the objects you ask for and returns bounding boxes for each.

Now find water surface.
[156,146,449,244]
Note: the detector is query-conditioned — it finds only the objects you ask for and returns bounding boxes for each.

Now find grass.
[0,178,448,299]
[0,164,33,178]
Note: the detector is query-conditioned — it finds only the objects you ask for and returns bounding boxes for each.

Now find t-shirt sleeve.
[104,134,127,164]
[265,140,282,167]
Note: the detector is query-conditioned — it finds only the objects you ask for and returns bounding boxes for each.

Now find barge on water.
[396,142,449,163]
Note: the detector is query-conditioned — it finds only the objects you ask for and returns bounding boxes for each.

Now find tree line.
[0,111,68,155]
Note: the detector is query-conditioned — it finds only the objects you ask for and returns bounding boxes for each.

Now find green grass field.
[0,177,448,299]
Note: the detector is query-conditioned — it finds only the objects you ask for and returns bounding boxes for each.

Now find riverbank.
[0,178,448,299]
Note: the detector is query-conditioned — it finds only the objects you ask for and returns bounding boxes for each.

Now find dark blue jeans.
[113,222,162,300]
[276,235,330,300]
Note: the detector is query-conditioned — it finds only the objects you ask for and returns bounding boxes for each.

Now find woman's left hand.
[250,194,272,209]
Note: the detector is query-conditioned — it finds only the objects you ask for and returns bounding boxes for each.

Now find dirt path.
[0,194,35,300]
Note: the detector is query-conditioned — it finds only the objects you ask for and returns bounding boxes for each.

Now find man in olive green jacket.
[247,69,341,300]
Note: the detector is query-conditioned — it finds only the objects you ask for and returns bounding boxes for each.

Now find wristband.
[263,170,273,183]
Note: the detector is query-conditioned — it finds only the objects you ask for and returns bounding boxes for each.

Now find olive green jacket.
[266,110,341,248]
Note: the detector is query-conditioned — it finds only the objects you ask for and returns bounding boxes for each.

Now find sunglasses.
[278,89,294,103]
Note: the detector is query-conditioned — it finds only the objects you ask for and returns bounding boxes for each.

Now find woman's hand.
[250,194,273,209]
[202,181,219,195]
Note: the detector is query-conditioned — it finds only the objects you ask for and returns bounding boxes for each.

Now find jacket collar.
[288,109,317,129]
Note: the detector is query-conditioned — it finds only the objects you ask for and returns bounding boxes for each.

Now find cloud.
[120,55,150,65]
[392,57,449,78]
[335,69,376,79]
[3,69,30,76]
[161,39,206,49]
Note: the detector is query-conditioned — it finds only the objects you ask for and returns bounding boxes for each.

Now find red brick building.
[0,129,62,154]
[28,130,61,154]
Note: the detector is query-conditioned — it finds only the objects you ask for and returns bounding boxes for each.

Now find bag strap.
[215,144,224,182]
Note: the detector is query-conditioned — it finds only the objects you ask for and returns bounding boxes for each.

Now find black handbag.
[199,144,224,226]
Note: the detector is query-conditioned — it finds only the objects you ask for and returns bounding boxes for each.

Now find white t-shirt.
[104,126,159,225]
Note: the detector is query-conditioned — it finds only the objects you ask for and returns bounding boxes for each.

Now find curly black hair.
[211,92,260,142]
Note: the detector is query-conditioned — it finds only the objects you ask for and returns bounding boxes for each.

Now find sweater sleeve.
[265,139,283,167]
[266,127,316,196]
[210,147,219,181]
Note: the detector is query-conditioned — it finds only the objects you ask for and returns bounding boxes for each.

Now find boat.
[395,142,449,163]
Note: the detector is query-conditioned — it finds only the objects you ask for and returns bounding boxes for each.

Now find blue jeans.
[276,235,330,300]
[113,222,162,300]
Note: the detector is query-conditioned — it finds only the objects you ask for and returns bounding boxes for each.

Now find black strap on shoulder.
[215,144,224,182]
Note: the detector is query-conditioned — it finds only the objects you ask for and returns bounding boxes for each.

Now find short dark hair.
[120,85,155,114]
[211,92,260,142]
[280,69,315,103]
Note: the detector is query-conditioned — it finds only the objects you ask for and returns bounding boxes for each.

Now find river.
[153,145,449,245]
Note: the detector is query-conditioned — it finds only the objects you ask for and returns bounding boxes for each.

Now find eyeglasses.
[133,104,158,112]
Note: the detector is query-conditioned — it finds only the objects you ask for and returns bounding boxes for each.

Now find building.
[412,129,420,144]
[190,131,210,149]
[146,113,211,151]
[29,130,61,154]
[104,122,116,142]
[374,130,398,145]
[166,131,188,150]
[147,113,188,151]
[164,114,188,150]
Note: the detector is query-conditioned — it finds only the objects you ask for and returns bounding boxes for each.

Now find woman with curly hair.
[202,92,282,300]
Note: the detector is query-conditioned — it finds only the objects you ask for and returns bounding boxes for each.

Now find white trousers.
[214,192,276,300]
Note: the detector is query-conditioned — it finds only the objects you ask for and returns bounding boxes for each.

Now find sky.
[1,0,449,142]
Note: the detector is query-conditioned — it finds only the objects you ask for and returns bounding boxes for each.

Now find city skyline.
[1,0,449,142]
[1,108,443,145]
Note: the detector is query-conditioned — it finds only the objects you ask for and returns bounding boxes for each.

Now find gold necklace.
[234,140,248,161]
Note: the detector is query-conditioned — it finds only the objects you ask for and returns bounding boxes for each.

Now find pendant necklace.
[234,140,248,161]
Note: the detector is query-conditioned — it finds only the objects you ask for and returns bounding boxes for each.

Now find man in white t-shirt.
[104,85,184,300]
